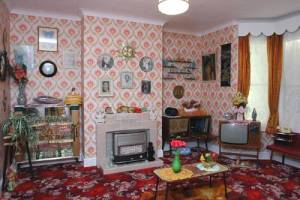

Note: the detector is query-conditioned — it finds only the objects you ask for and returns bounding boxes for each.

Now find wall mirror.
[39,60,57,77]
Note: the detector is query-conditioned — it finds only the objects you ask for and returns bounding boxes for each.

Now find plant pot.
[172,150,182,173]
[15,152,25,162]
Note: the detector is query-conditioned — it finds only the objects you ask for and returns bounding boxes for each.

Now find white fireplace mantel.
[96,112,163,174]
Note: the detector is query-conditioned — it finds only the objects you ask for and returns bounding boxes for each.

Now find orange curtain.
[238,35,251,98]
[266,34,283,134]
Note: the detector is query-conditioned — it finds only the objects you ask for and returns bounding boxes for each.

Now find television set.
[219,121,249,144]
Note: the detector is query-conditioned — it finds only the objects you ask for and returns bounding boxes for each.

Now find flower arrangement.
[232,92,247,120]
[170,139,187,149]
[12,64,27,83]
[232,91,247,107]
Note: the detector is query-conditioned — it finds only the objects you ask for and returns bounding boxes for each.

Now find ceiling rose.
[158,0,189,15]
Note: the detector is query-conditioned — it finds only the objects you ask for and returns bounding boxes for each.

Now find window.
[279,30,300,133]
[245,36,269,131]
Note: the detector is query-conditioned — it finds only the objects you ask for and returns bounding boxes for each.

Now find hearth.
[112,129,148,164]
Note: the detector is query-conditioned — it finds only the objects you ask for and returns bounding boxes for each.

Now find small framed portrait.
[202,53,216,81]
[139,56,154,72]
[38,27,58,52]
[121,71,133,89]
[141,80,151,94]
[99,78,114,97]
[97,53,114,71]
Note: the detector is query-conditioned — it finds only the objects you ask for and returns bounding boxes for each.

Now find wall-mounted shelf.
[163,59,197,80]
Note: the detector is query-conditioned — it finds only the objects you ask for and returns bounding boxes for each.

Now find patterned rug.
[1,152,300,200]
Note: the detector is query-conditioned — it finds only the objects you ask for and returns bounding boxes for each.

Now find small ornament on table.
[147,142,155,161]
[252,108,257,121]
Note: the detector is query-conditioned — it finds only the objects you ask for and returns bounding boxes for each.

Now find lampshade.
[158,0,189,15]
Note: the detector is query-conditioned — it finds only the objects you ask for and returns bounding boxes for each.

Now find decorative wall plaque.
[173,85,184,99]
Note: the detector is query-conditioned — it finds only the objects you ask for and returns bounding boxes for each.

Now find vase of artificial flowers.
[232,92,247,120]
[170,139,186,173]
[13,64,28,105]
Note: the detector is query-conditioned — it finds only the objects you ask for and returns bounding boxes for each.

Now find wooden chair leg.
[282,155,285,164]
[2,145,9,191]
[270,151,273,161]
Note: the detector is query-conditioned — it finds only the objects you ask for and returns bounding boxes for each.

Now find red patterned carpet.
[1,152,300,200]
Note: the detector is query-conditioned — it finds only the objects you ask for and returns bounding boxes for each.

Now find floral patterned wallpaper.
[7,12,237,158]
[162,26,239,136]
[0,0,10,185]
[82,16,163,158]
[9,14,82,105]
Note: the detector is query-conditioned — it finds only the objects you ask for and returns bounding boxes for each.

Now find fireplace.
[96,113,163,174]
[112,129,148,164]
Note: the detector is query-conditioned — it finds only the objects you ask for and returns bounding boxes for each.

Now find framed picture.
[63,50,78,68]
[99,78,114,97]
[120,71,133,89]
[97,53,114,71]
[202,53,216,81]
[13,45,35,71]
[38,27,58,52]
[139,56,154,72]
[141,80,151,94]
[221,43,231,87]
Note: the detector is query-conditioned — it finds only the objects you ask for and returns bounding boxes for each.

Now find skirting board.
[84,157,96,167]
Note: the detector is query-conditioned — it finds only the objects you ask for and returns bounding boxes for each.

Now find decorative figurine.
[252,108,257,121]
[200,153,206,162]
[147,142,155,161]
[96,109,105,123]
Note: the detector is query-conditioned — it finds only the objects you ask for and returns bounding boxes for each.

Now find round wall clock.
[173,85,185,99]
[139,56,154,72]
[97,53,114,71]
[39,60,57,77]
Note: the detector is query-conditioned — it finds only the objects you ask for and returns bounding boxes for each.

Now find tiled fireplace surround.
[96,113,163,174]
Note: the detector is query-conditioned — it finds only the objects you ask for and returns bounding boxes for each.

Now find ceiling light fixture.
[158,0,189,15]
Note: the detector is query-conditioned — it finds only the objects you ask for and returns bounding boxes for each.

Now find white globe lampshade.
[158,0,189,15]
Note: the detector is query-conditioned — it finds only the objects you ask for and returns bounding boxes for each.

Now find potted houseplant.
[2,112,37,161]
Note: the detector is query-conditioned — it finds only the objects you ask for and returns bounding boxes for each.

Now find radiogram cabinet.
[162,115,211,151]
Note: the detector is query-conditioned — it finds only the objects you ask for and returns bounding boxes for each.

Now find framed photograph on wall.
[13,45,35,71]
[221,43,231,87]
[38,27,58,52]
[141,80,151,94]
[202,53,216,81]
[63,50,78,68]
[99,78,114,97]
[120,71,133,89]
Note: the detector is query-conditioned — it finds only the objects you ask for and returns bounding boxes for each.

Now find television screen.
[220,122,248,144]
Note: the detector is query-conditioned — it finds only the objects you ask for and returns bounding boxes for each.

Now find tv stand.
[218,120,261,167]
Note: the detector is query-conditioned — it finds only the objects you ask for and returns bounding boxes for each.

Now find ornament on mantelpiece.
[252,108,257,121]
[147,142,155,161]
[95,109,106,123]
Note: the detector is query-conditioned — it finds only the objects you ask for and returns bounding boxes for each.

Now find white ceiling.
[4,0,300,35]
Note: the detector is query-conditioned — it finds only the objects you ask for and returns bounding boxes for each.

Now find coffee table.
[153,162,229,200]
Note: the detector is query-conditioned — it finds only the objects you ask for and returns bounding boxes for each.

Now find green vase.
[172,150,182,173]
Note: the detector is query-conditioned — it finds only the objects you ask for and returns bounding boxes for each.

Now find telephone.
[277,126,292,134]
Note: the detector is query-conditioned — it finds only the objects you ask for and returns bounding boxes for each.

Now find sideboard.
[162,115,211,151]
